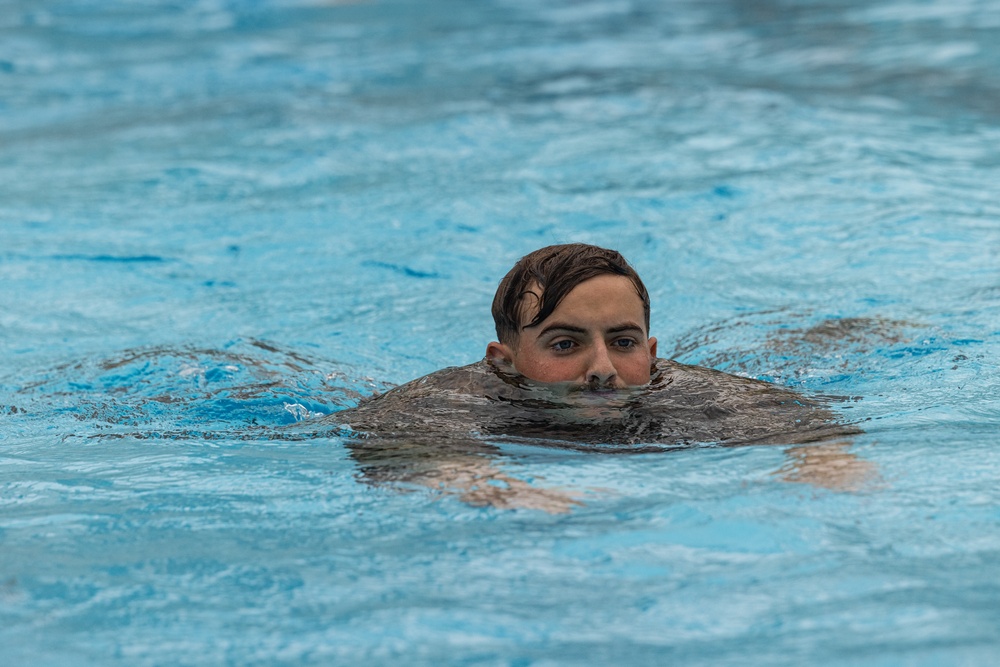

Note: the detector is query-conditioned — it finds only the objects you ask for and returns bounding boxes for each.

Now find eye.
[613,338,636,349]
[551,339,575,352]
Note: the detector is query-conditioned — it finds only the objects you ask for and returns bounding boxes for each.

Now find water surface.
[3,0,1000,664]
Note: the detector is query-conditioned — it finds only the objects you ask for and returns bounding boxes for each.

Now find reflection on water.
[338,358,852,448]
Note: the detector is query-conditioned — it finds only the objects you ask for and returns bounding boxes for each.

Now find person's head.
[486,243,657,388]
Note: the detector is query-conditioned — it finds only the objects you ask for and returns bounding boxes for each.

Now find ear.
[647,336,658,359]
[486,341,515,365]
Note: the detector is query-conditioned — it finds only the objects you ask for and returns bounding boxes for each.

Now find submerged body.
[338,358,851,449]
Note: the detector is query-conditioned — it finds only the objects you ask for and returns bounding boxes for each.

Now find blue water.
[4,0,1000,664]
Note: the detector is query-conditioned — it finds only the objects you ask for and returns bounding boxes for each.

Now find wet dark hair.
[491,243,651,346]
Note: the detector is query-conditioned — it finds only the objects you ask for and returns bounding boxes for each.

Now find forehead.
[520,274,646,328]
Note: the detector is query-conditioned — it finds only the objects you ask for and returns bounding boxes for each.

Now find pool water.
[3,0,1000,664]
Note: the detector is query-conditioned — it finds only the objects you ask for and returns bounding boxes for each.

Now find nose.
[586,342,618,387]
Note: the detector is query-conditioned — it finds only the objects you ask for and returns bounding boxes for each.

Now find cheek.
[515,350,584,382]
[614,355,654,384]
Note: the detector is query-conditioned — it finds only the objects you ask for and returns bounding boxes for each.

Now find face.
[486,274,658,388]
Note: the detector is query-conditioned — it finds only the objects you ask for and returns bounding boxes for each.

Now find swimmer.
[338,243,871,510]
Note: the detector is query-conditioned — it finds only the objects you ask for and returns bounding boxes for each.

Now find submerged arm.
[775,440,878,491]
[347,432,582,513]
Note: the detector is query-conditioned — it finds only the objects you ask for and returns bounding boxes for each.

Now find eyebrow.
[534,321,646,337]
